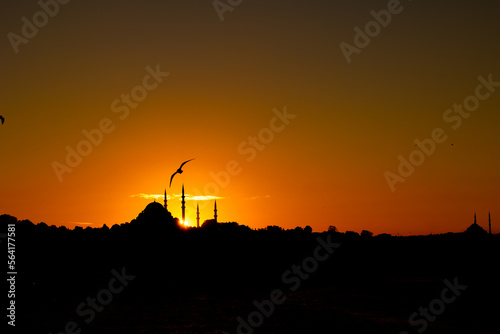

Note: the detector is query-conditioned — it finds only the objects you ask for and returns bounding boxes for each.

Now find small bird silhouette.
[0,115,4,124]
[170,158,195,187]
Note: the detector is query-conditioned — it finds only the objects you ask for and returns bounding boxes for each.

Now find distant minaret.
[181,184,186,223]
[474,212,477,225]
[214,200,218,223]
[489,211,492,235]
[196,203,200,228]
[164,188,167,210]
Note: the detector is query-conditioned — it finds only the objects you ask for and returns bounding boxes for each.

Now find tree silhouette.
[361,230,373,238]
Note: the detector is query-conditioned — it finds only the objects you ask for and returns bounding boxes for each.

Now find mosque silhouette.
[464,212,492,236]
[138,183,218,229]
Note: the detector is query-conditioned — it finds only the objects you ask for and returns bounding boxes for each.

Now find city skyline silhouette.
[1,207,498,333]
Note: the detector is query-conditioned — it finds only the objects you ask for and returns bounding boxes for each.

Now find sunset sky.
[1,0,499,235]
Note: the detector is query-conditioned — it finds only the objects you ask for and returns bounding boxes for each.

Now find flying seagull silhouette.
[169,158,195,187]
[0,116,4,124]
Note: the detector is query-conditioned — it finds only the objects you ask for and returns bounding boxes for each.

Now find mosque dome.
[465,222,487,236]
[134,201,176,229]
[144,201,166,213]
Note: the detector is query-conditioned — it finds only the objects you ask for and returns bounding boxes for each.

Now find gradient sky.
[1,0,499,235]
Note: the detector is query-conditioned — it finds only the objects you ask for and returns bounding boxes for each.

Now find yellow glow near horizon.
[130,193,222,201]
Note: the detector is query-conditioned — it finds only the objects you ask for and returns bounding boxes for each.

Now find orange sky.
[1,0,499,235]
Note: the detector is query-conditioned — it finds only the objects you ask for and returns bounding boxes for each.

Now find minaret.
[474,212,477,225]
[181,184,186,223]
[489,211,492,235]
[164,188,167,210]
[214,200,218,223]
[196,203,200,228]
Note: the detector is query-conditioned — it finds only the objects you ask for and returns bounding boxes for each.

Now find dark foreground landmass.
[1,214,499,334]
